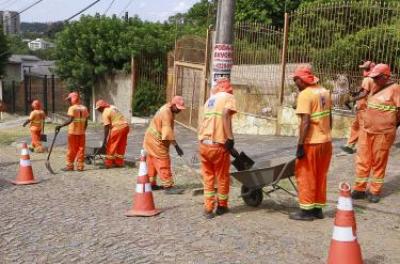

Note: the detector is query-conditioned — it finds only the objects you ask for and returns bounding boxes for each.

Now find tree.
[55,15,175,105]
[0,29,10,76]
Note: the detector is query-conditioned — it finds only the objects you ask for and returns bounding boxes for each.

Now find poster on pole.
[212,43,233,85]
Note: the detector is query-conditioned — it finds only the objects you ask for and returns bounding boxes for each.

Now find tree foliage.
[0,29,10,76]
[55,15,174,99]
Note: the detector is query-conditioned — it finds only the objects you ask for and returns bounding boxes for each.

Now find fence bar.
[43,75,48,114]
[24,74,29,115]
[51,75,55,113]
[12,80,16,113]
[279,13,289,105]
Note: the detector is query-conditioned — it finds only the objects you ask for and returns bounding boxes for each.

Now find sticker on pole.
[212,43,233,79]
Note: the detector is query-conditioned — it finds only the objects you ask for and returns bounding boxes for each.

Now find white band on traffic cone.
[337,196,353,211]
[332,226,356,242]
[138,161,148,176]
[21,149,29,155]
[135,183,152,193]
[20,159,32,167]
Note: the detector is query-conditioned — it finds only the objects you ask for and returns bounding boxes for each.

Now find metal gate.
[172,32,211,130]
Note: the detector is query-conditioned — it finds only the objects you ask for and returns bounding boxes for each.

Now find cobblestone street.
[1,123,400,263]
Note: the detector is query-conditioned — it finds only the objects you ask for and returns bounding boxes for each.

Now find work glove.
[296,144,305,159]
[175,144,184,156]
[225,138,235,151]
[55,126,61,133]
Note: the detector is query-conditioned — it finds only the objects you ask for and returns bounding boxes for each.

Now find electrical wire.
[103,0,116,15]
[118,0,134,17]
[65,0,102,22]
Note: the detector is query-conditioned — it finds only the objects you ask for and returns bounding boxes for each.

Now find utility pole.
[211,0,236,87]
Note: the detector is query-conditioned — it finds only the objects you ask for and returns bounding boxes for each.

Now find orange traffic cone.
[11,142,38,185]
[327,182,363,264]
[126,150,160,217]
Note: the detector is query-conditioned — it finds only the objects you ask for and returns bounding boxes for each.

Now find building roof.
[8,54,41,64]
[29,61,56,76]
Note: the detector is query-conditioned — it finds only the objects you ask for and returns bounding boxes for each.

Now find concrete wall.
[233,106,354,139]
[94,73,132,122]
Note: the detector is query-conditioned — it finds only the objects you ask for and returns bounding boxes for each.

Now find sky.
[0,0,200,23]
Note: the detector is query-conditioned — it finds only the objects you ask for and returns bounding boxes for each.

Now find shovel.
[45,129,60,174]
[231,148,255,171]
[40,120,47,142]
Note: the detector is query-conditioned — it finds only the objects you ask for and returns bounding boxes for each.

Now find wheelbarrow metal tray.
[231,157,295,189]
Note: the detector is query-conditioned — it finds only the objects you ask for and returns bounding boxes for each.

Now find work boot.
[164,186,184,195]
[216,206,229,216]
[367,192,380,203]
[351,190,366,200]
[61,167,73,172]
[289,209,314,221]
[312,208,324,219]
[151,185,164,191]
[204,211,215,219]
[341,145,355,154]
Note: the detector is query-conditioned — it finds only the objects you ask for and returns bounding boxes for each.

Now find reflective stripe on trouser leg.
[354,129,371,192]
[147,155,158,185]
[200,144,230,211]
[76,135,85,170]
[150,156,173,188]
[369,132,395,195]
[66,134,78,169]
[216,149,231,207]
[296,142,331,210]
[115,126,129,166]
[200,144,217,212]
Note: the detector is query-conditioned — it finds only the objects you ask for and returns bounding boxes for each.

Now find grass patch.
[0,123,57,146]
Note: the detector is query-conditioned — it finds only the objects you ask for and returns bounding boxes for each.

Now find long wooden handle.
[46,130,59,161]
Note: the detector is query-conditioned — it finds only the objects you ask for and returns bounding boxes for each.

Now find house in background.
[28,38,55,51]
[4,54,57,82]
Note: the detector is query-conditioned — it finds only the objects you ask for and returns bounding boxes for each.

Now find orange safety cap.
[95,99,110,110]
[359,60,374,69]
[171,96,186,110]
[65,92,80,105]
[368,63,391,78]
[216,77,233,94]
[292,65,319,85]
[31,100,42,110]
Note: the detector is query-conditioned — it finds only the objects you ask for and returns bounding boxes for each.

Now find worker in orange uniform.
[23,99,46,153]
[143,96,186,195]
[341,61,376,154]
[95,100,130,168]
[198,78,237,219]
[55,92,89,171]
[352,64,400,203]
[290,65,333,221]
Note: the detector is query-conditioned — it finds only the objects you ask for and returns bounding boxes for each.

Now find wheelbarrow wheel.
[241,186,263,207]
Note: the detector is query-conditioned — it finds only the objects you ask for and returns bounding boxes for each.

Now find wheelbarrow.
[231,157,297,207]
[84,145,106,165]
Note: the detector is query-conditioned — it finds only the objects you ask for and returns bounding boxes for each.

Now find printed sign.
[212,43,233,81]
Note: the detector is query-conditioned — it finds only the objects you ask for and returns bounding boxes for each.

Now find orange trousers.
[295,142,332,210]
[347,111,363,146]
[147,154,174,188]
[30,129,44,153]
[66,134,86,170]
[354,130,395,195]
[105,126,129,167]
[200,143,231,212]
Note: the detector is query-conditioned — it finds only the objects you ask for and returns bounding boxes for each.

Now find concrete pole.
[211,0,236,87]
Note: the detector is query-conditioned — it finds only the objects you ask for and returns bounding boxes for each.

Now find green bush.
[132,80,165,116]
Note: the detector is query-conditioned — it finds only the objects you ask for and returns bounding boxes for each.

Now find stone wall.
[94,73,132,122]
